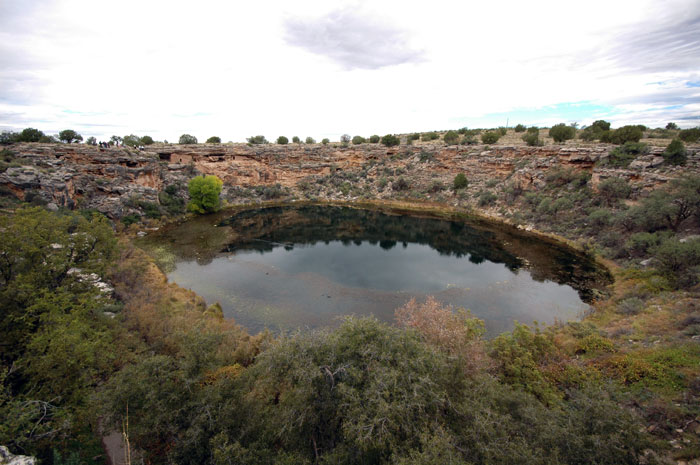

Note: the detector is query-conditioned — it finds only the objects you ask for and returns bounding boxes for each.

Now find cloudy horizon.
[1,0,699,142]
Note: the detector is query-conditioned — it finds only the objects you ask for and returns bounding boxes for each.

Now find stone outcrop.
[0,446,36,465]
[1,142,698,219]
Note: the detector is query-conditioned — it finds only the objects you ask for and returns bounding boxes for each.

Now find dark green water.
[144,205,609,335]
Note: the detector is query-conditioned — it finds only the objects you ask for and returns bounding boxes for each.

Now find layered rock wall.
[1,142,697,219]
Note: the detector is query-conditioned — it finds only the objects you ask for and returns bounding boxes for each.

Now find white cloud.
[0,0,698,141]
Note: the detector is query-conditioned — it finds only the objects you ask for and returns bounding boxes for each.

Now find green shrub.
[254,183,286,199]
[121,213,141,226]
[548,123,576,143]
[86,136,97,146]
[421,132,439,142]
[247,135,268,144]
[178,134,198,144]
[587,209,612,229]
[514,124,526,132]
[605,126,643,144]
[418,151,435,163]
[666,122,679,130]
[340,134,351,145]
[598,177,632,206]
[453,173,468,190]
[443,130,459,145]
[321,138,329,145]
[351,135,365,145]
[663,139,687,165]
[522,131,543,146]
[206,136,221,144]
[123,134,142,147]
[652,237,700,288]
[580,120,611,141]
[369,135,380,143]
[141,135,154,145]
[624,232,665,258]
[490,323,558,403]
[617,297,644,315]
[678,127,700,143]
[497,126,507,136]
[392,177,410,191]
[15,128,48,143]
[477,190,497,206]
[409,133,421,141]
[158,187,185,216]
[426,181,445,193]
[187,175,223,214]
[276,136,288,145]
[292,136,300,143]
[305,136,315,144]
[481,131,500,144]
[381,134,400,147]
[605,142,649,167]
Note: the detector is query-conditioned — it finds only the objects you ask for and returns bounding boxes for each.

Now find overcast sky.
[0,0,699,142]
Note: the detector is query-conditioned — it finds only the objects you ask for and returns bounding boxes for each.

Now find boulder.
[0,446,36,465]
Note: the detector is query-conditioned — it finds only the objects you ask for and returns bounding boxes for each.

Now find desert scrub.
[604,344,700,395]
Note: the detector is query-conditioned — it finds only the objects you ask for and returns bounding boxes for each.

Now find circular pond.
[143,205,609,335]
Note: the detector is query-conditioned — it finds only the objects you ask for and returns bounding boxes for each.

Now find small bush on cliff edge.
[187,175,223,214]
[179,134,198,145]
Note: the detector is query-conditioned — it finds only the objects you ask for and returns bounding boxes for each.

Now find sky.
[0,0,699,142]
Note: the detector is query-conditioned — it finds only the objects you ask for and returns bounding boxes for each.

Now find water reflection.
[145,205,610,335]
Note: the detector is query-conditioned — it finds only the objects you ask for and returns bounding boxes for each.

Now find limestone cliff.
[1,142,697,219]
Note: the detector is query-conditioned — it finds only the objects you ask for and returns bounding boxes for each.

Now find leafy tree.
[666,122,679,130]
[247,135,268,144]
[548,123,576,143]
[453,173,468,190]
[481,131,500,144]
[292,136,301,143]
[321,138,330,145]
[443,130,459,145]
[369,135,380,143]
[86,136,97,146]
[340,134,351,145]
[179,134,198,145]
[187,175,223,214]
[58,129,82,143]
[123,134,141,147]
[141,135,155,145]
[663,139,687,165]
[351,135,365,145]
[514,124,526,132]
[305,136,315,144]
[380,134,400,147]
[16,128,45,142]
[206,136,221,144]
[110,135,123,146]
[276,136,289,145]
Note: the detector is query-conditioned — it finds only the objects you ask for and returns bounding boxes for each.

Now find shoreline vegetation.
[1,125,700,464]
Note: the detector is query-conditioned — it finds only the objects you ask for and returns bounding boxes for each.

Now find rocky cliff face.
[1,142,697,219]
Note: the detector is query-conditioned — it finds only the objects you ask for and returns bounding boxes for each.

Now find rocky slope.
[1,141,698,220]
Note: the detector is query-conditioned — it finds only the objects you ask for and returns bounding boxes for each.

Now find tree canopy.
[58,129,83,143]
[187,175,223,214]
